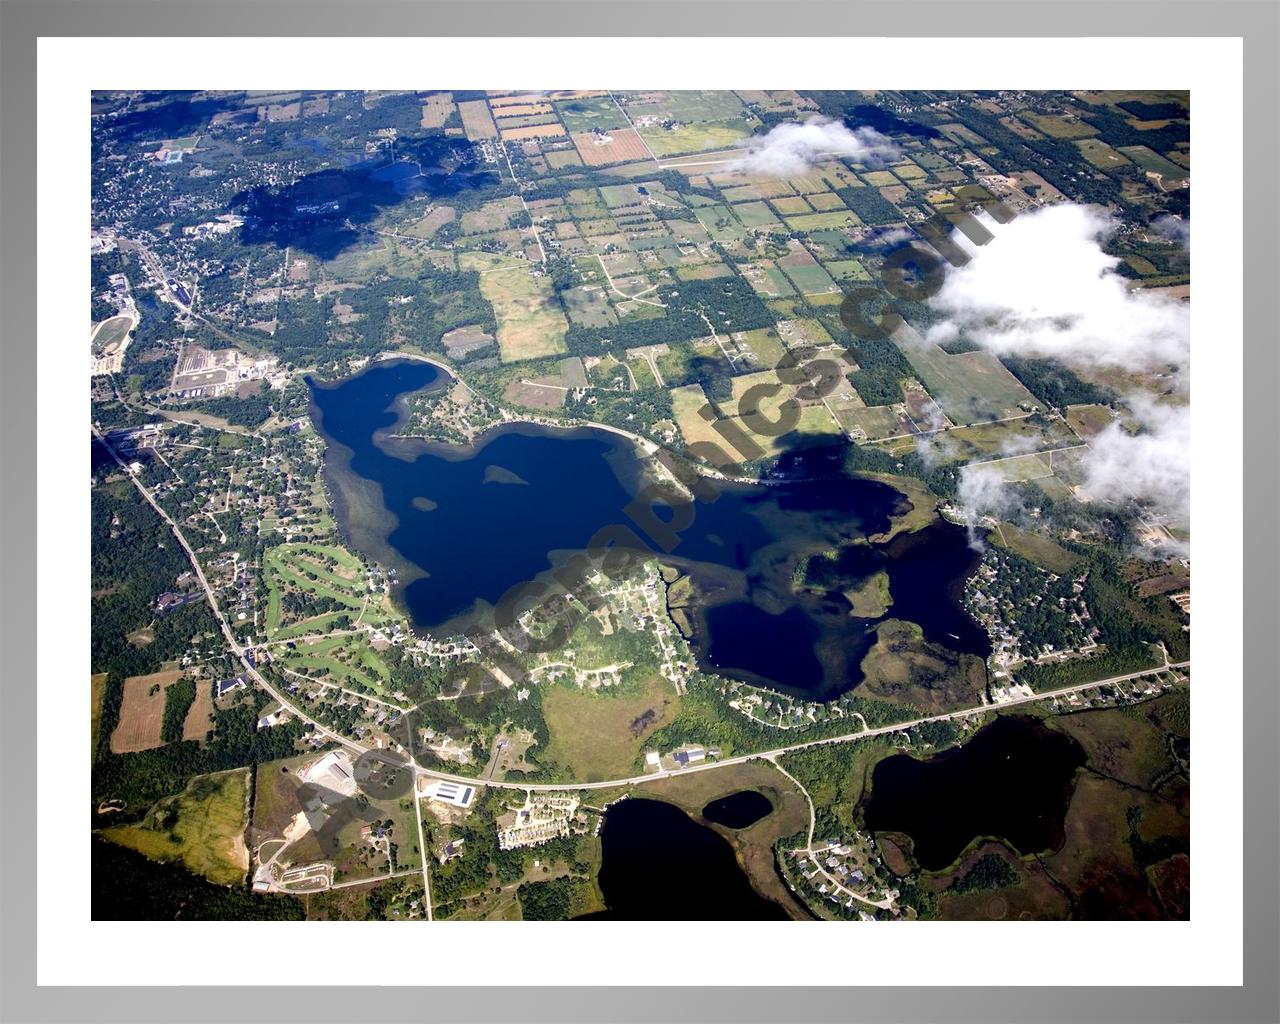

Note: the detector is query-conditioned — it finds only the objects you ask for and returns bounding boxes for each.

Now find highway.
[94,425,1189,799]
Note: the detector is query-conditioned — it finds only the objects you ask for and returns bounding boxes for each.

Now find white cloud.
[1080,394,1191,528]
[914,432,956,470]
[727,116,899,178]
[925,203,1190,376]
[956,462,1024,550]
[1151,214,1191,250]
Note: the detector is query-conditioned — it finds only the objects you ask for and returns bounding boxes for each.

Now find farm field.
[892,324,1039,425]
[182,679,214,742]
[419,92,455,129]
[571,129,652,167]
[91,672,108,757]
[102,769,251,886]
[110,670,185,754]
[1075,138,1131,170]
[457,99,497,140]
[638,120,754,159]
[469,256,569,362]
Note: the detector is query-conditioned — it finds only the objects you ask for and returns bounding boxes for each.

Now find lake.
[701,790,774,830]
[861,715,1087,871]
[580,798,789,920]
[308,358,989,699]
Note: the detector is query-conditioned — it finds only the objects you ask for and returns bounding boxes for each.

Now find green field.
[103,769,250,886]
[555,96,627,134]
[91,672,108,758]
[471,258,569,362]
[1116,145,1188,183]
[1075,138,1132,170]
[542,674,679,781]
[561,285,616,328]
[822,259,872,282]
[639,120,753,158]
[693,204,746,243]
[264,542,367,636]
[1020,112,1098,139]
[785,211,861,233]
[779,261,840,296]
[93,315,134,350]
[892,327,1039,424]
[731,201,781,228]
[621,90,745,123]
[741,262,795,297]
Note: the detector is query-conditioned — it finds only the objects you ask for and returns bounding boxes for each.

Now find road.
[94,426,1188,799]
[767,756,893,912]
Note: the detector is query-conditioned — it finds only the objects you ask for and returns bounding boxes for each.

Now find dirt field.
[419,92,455,129]
[441,324,496,358]
[500,123,566,142]
[110,670,184,753]
[492,102,553,118]
[91,672,108,758]
[503,378,566,410]
[182,679,214,742]
[457,99,498,140]
[571,129,652,167]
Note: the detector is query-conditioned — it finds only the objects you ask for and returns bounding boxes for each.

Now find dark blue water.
[308,359,988,698]
[862,715,1086,871]
[581,798,789,920]
[703,603,825,689]
[702,790,774,829]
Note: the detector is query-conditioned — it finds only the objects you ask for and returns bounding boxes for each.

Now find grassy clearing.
[103,769,250,886]
[470,257,569,362]
[542,675,679,782]
[1065,404,1116,438]
[990,522,1080,574]
[936,416,1076,460]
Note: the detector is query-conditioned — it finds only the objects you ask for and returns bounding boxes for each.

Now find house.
[214,675,248,699]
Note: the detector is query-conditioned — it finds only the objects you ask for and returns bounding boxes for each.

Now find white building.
[423,779,476,809]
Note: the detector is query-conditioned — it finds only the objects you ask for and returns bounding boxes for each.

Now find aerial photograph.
[89,88,1191,923]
